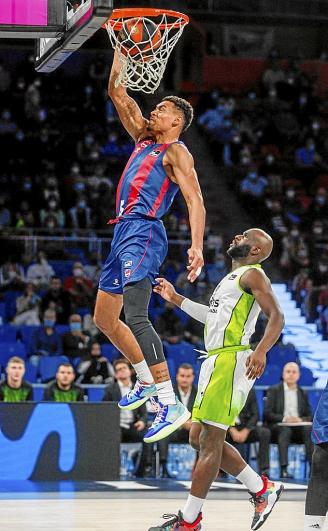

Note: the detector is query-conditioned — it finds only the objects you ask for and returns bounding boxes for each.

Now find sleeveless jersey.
[114,139,180,220]
[204,264,264,352]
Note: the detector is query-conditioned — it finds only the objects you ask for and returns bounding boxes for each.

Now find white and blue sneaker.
[118,379,157,411]
[143,399,191,443]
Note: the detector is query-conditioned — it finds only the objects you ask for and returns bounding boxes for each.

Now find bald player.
[149,228,285,531]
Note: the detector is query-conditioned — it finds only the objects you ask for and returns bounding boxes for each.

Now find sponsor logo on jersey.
[124,260,133,268]
[149,149,161,157]
[228,274,237,280]
[209,296,220,313]
[124,269,132,278]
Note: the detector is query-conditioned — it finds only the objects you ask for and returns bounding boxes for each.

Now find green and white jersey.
[204,264,264,353]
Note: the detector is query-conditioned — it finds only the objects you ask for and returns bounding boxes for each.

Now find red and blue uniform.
[312,380,328,445]
[99,139,181,294]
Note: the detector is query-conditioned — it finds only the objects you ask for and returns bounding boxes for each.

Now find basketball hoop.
[104,8,189,94]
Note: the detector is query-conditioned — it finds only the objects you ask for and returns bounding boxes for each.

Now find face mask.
[316,195,326,205]
[72,166,80,175]
[286,190,295,199]
[44,319,55,328]
[313,227,323,235]
[2,111,11,120]
[78,200,86,209]
[85,136,93,145]
[299,96,307,106]
[23,182,32,190]
[74,183,85,192]
[248,172,257,180]
[49,201,57,209]
[291,229,299,237]
[70,322,81,332]
[8,271,16,279]
[47,221,56,229]
[180,224,188,232]
[266,155,274,165]
[16,131,25,141]
[73,268,83,277]
[319,265,328,273]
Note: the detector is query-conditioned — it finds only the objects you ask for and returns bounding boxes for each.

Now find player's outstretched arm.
[165,144,206,283]
[240,269,285,380]
[108,49,149,141]
[154,278,209,324]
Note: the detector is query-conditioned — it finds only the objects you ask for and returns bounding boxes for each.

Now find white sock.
[155,379,176,405]
[304,515,326,530]
[182,494,204,523]
[132,360,154,385]
[236,465,264,494]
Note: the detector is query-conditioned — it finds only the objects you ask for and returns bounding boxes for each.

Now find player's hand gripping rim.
[245,350,266,380]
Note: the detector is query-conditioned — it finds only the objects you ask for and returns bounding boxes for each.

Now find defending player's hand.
[187,247,204,283]
[153,277,176,302]
[245,350,266,380]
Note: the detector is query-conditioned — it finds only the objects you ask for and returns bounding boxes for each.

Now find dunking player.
[304,380,328,531]
[149,229,285,531]
[94,50,205,443]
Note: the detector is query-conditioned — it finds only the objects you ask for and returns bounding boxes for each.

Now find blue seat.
[3,290,22,321]
[33,386,45,401]
[101,343,120,362]
[166,358,176,381]
[39,355,69,382]
[24,361,38,384]
[164,341,198,367]
[0,342,27,366]
[0,303,6,321]
[266,344,298,369]
[308,389,323,413]
[18,325,40,352]
[87,387,105,402]
[255,388,265,421]
[257,365,281,386]
[49,260,75,280]
[0,325,17,342]
[299,367,316,386]
[55,324,70,335]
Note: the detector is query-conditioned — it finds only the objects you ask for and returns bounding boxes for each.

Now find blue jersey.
[312,381,328,444]
[113,139,180,220]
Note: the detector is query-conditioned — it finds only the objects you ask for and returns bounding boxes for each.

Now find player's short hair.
[113,358,131,371]
[7,356,25,367]
[162,96,194,132]
[57,362,74,372]
[177,363,194,374]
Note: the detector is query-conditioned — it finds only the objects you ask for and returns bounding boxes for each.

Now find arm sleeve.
[180,298,209,324]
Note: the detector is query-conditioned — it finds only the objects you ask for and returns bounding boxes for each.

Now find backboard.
[0,0,113,72]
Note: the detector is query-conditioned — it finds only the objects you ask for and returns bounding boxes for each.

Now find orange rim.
[103,8,189,31]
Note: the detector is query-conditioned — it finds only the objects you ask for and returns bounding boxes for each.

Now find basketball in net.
[118,18,161,61]
[104,8,189,94]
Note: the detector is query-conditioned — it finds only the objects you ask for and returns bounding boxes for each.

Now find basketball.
[118,17,161,60]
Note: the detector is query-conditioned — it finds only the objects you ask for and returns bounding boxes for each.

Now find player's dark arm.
[165,144,206,282]
[240,269,285,379]
[108,49,149,141]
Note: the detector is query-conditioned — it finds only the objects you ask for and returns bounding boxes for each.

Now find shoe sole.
[252,484,284,530]
[118,391,156,411]
[143,409,191,443]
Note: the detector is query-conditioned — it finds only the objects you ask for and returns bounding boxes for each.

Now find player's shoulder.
[240,266,271,287]
[166,141,192,160]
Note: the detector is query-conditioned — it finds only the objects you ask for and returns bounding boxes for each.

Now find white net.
[105,11,188,94]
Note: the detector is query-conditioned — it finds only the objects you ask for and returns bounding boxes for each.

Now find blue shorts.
[99,217,168,294]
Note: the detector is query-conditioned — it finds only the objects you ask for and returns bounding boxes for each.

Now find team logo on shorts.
[124,260,133,268]
[113,278,119,286]
[149,149,161,157]
[124,269,132,278]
